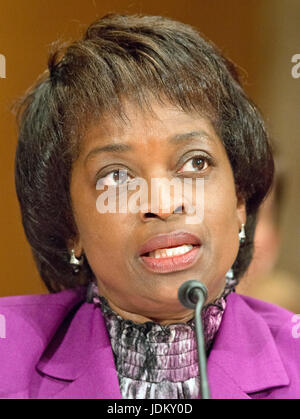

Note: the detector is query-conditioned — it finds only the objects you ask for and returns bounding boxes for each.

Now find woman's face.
[70,101,246,323]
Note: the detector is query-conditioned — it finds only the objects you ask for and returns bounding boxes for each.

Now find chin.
[144,286,186,311]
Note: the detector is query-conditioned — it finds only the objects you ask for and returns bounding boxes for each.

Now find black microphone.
[178,280,211,400]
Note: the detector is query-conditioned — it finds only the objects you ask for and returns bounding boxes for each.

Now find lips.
[138,230,202,274]
[139,230,201,256]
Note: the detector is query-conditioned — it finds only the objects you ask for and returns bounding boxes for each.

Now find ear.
[67,237,83,257]
[236,193,247,229]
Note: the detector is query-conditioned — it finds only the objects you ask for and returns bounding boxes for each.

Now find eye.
[178,155,211,174]
[96,169,133,188]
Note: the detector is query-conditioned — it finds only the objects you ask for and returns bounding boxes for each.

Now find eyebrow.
[170,130,211,144]
[84,130,212,165]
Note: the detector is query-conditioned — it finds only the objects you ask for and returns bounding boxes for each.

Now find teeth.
[149,244,194,258]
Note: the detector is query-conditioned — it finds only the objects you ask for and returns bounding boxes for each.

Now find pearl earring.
[69,249,84,275]
[239,224,246,244]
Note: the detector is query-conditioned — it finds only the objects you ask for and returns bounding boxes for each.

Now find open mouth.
[142,243,198,258]
[139,231,202,273]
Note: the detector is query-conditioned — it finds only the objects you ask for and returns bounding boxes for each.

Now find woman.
[1,14,299,399]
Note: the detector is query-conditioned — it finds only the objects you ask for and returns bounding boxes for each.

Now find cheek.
[77,212,127,255]
[75,206,136,280]
[71,172,139,278]
[204,177,240,263]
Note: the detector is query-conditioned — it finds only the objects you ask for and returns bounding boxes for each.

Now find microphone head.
[178,280,208,309]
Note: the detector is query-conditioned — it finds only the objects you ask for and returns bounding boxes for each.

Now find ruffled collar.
[87,273,236,397]
[87,271,236,357]
[90,286,230,384]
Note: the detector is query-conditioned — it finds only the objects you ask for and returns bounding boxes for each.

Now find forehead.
[80,100,222,153]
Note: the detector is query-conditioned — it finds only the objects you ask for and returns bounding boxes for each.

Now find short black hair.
[14,14,274,292]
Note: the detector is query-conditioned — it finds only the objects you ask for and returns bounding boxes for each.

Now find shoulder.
[235,292,295,329]
[232,293,300,389]
[0,287,86,308]
[232,292,299,342]
[0,287,87,339]
[212,293,300,398]
[0,286,87,339]
[0,287,87,397]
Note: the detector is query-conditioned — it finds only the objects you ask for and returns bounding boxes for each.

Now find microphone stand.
[178,280,211,400]
[193,288,210,399]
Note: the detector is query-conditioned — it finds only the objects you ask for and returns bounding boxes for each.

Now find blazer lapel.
[35,301,122,399]
[207,293,290,399]
[208,361,251,399]
[35,292,290,399]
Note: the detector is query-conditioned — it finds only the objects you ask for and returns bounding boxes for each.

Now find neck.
[105,296,195,325]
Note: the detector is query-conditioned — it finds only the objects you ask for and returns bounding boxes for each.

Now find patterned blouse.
[90,270,236,399]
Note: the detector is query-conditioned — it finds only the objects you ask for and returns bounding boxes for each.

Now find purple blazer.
[0,287,300,399]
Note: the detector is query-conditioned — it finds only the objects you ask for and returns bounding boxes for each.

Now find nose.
[137,176,188,222]
[141,203,185,222]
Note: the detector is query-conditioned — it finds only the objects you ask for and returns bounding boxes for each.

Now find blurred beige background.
[0,0,299,299]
